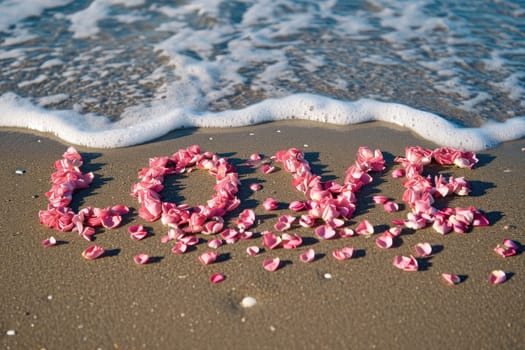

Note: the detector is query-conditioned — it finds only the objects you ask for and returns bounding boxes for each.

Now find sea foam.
[1,92,523,150]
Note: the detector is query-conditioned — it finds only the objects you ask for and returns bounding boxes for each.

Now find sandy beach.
[0,121,523,349]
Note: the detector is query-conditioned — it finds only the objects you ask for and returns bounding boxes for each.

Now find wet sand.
[0,121,523,349]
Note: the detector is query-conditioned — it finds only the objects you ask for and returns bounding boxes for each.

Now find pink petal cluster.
[394,146,488,235]
[130,145,241,236]
[39,147,128,243]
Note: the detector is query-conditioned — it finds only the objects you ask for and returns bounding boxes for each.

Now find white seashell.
[241,296,257,308]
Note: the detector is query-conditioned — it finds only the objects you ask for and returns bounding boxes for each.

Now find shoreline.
[1,121,523,349]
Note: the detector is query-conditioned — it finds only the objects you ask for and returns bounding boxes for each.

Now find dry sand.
[0,121,523,349]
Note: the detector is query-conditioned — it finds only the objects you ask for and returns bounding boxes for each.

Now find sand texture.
[0,121,523,349]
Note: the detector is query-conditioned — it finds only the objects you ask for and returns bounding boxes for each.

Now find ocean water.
[0,0,524,149]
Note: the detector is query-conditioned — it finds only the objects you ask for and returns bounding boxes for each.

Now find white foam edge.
[0,92,523,150]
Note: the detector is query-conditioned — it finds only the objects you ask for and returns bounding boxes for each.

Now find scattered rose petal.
[249,183,262,191]
[392,169,405,178]
[289,200,307,211]
[503,238,520,250]
[128,225,148,241]
[262,231,282,250]
[180,235,199,246]
[489,270,507,284]
[207,239,223,249]
[373,195,388,204]
[281,233,303,249]
[387,226,402,237]
[42,236,57,247]
[263,198,279,211]
[246,246,260,256]
[494,239,520,258]
[315,225,337,240]
[393,255,418,272]
[299,248,315,263]
[332,247,354,260]
[274,215,296,231]
[133,254,150,265]
[413,242,432,257]
[441,273,461,286]
[263,257,281,272]
[236,209,256,231]
[241,296,257,308]
[375,233,393,249]
[355,219,374,235]
[82,245,105,260]
[210,273,226,284]
[383,201,399,213]
[220,228,240,244]
[261,164,276,174]
[339,227,355,238]
[171,241,187,254]
[199,251,219,265]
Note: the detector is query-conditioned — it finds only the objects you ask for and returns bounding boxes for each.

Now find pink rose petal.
[387,226,402,237]
[441,273,461,286]
[503,238,520,250]
[332,247,354,260]
[210,273,226,284]
[489,270,507,285]
[262,231,282,250]
[246,246,260,256]
[372,195,388,204]
[261,164,276,174]
[392,169,405,178]
[494,239,520,257]
[338,227,355,238]
[199,251,218,265]
[82,244,105,260]
[393,255,418,272]
[375,233,393,249]
[171,241,187,254]
[383,201,399,213]
[207,239,223,249]
[42,236,57,247]
[262,197,279,211]
[274,215,296,231]
[355,219,374,235]
[263,257,281,272]
[299,248,315,263]
[249,183,262,191]
[289,200,307,212]
[315,225,337,240]
[413,242,432,257]
[128,225,148,241]
[133,254,150,265]
[281,233,303,249]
